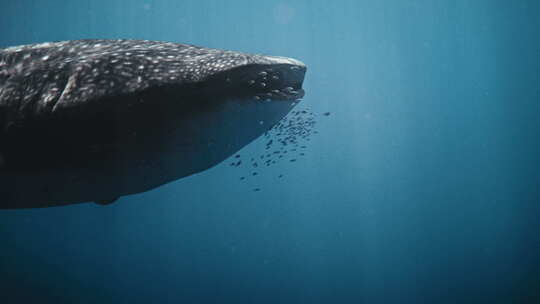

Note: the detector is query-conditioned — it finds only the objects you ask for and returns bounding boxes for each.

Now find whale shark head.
[0,40,307,208]
[1,39,306,118]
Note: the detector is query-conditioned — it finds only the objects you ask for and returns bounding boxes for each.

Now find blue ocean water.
[1,1,540,303]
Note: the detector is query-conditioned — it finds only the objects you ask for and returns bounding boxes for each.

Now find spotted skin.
[0,39,302,128]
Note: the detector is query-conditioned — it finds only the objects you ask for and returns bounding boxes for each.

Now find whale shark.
[0,39,306,208]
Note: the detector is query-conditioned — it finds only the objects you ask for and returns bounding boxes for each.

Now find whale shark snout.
[197,54,306,103]
[0,39,307,208]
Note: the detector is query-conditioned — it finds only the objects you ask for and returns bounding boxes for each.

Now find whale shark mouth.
[245,63,306,101]
[236,54,306,101]
[205,61,307,102]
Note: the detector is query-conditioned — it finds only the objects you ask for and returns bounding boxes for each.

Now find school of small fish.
[228,108,331,192]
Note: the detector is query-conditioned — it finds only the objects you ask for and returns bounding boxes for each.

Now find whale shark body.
[0,40,306,208]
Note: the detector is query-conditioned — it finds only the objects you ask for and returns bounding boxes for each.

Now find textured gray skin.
[0,39,306,208]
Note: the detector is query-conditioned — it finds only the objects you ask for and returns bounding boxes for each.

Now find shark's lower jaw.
[253,85,305,101]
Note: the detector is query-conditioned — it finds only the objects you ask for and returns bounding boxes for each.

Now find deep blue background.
[1,1,540,303]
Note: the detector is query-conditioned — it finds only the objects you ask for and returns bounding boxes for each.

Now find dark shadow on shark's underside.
[0,39,306,208]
